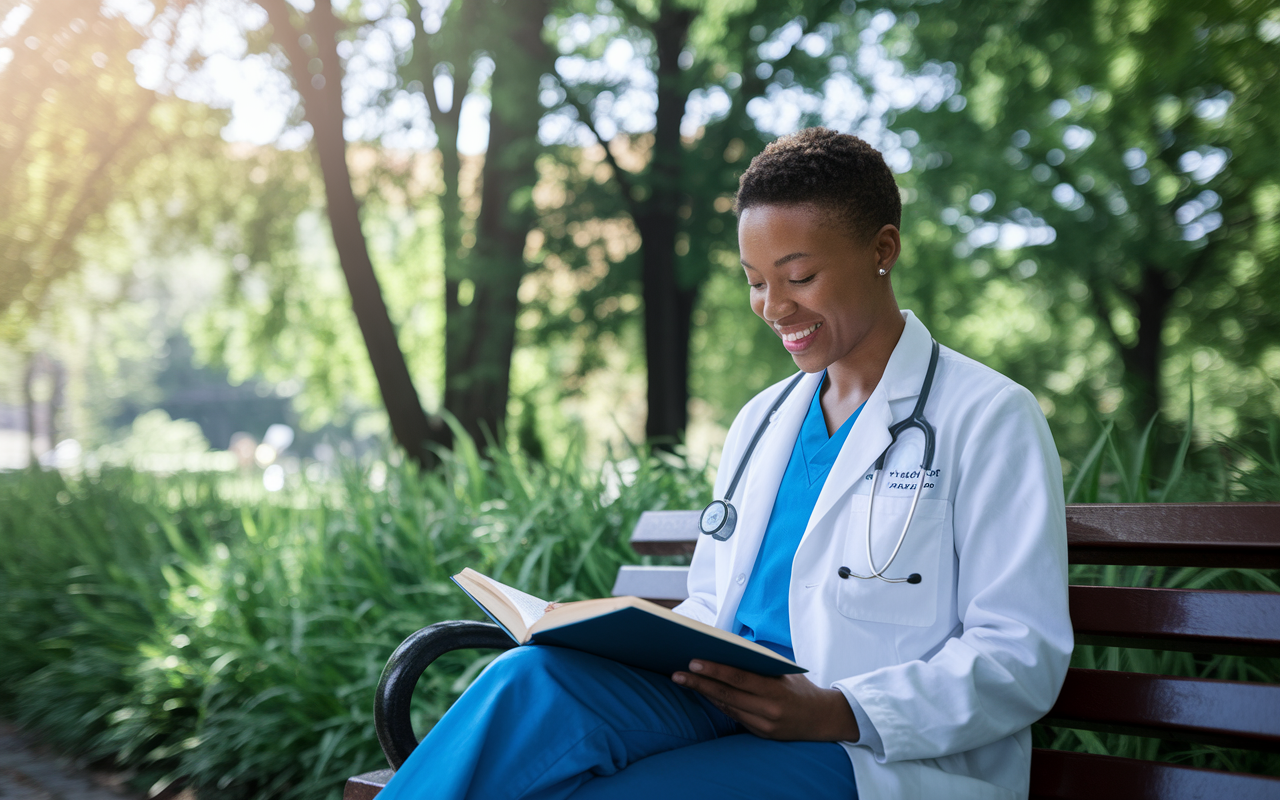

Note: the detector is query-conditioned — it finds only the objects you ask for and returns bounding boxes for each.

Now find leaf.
[1067,421,1111,503]
[1159,384,1195,502]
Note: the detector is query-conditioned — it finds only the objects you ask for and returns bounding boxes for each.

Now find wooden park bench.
[345,503,1280,799]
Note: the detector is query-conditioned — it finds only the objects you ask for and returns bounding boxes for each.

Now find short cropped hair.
[734,127,901,240]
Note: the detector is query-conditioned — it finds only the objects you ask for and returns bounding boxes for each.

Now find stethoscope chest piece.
[698,371,806,544]
[699,500,736,541]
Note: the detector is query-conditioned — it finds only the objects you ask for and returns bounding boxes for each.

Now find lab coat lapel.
[801,312,935,543]
[802,387,892,543]
[714,369,822,629]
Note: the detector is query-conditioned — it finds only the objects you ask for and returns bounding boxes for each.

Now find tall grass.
[0,438,710,799]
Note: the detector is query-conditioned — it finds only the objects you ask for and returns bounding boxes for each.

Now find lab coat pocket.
[834,494,948,627]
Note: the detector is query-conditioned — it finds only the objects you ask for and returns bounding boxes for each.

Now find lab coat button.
[736,573,746,585]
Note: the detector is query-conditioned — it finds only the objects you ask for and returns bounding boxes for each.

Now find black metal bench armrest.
[374,620,516,770]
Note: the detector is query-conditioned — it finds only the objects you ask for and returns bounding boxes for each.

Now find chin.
[790,351,832,373]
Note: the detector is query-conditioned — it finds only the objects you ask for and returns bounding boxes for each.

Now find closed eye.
[790,275,815,285]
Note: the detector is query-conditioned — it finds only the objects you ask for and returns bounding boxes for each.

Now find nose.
[760,283,797,326]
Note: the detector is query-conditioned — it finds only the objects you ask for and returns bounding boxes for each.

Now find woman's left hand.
[673,660,860,742]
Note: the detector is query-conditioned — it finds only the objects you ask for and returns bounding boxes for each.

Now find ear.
[873,225,902,274]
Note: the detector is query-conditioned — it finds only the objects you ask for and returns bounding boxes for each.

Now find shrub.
[0,438,710,799]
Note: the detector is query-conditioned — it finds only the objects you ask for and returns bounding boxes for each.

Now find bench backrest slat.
[1066,504,1280,568]
[609,566,687,608]
[1044,669,1280,751]
[630,504,1280,566]
[630,510,701,555]
[612,574,1280,657]
[1069,586,1280,657]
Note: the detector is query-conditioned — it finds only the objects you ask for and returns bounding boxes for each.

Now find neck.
[822,304,906,408]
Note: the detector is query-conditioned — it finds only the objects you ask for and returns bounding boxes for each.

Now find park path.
[0,721,165,800]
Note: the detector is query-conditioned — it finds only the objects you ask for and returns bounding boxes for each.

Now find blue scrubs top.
[734,373,863,661]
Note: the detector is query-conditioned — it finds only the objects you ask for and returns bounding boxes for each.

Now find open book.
[451,568,805,677]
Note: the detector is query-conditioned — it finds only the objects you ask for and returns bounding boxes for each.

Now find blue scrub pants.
[374,645,857,800]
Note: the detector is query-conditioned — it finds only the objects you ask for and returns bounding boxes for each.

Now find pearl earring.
[878,268,887,276]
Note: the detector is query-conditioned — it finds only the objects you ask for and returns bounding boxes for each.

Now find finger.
[673,672,778,719]
[689,660,772,693]
[726,710,780,738]
[697,697,780,739]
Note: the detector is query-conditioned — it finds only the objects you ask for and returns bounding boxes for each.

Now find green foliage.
[894,0,1280,437]
[1066,394,1280,504]
[0,435,710,799]
[0,0,157,335]
[523,0,849,432]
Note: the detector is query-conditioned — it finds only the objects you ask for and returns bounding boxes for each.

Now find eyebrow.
[740,251,812,270]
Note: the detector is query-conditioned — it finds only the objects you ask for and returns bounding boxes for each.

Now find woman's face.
[738,203,901,374]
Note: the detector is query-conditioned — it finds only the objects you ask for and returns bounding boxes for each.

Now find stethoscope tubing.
[700,339,941,586]
[846,339,940,584]
[722,371,806,503]
[845,460,928,583]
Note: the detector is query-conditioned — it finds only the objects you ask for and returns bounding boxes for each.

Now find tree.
[256,0,443,465]
[0,0,271,459]
[403,0,555,448]
[0,1,159,334]
[544,0,844,446]
[896,0,1280,428]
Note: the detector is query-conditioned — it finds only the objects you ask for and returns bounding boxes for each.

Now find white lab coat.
[674,310,1073,799]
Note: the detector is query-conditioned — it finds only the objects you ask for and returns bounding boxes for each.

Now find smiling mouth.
[779,322,822,352]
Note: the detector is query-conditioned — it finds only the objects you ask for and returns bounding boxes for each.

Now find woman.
[376,128,1073,800]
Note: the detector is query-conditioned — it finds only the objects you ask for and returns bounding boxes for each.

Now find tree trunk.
[262,0,441,467]
[440,0,552,448]
[405,0,547,450]
[24,354,37,466]
[1117,264,1174,428]
[638,6,697,448]
[405,0,467,451]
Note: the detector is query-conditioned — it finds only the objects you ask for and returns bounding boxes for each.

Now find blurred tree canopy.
[895,0,1280,432]
[4,0,1278,466]
[0,0,323,455]
[1,1,171,340]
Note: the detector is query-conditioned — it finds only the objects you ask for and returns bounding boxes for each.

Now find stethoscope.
[699,339,941,585]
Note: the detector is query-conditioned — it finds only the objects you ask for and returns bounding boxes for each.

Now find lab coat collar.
[879,310,936,403]
[801,310,935,544]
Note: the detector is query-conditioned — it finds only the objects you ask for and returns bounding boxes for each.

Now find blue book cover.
[452,569,805,677]
[530,606,806,676]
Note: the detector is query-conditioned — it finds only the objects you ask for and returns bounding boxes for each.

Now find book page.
[454,569,551,642]
[484,578,550,630]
